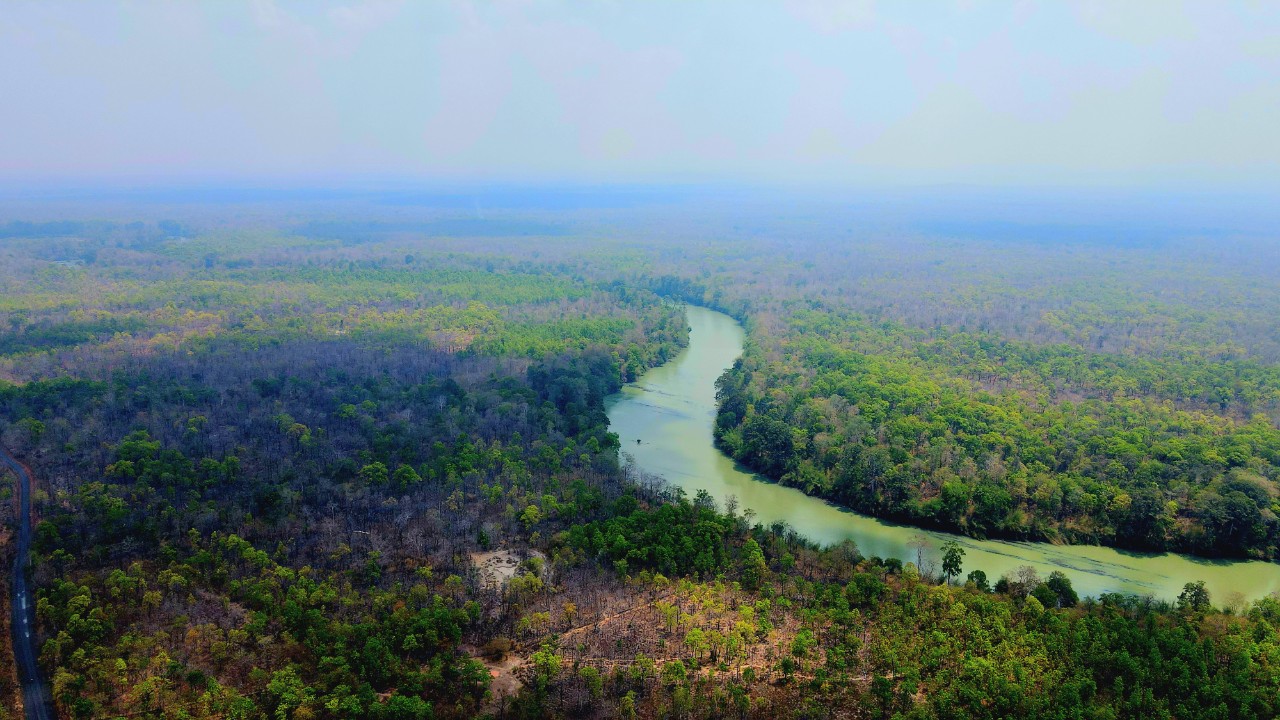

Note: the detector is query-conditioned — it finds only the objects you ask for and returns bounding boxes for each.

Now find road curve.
[3,447,54,720]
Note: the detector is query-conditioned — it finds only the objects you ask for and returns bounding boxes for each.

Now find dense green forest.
[659,232,1280,560]
[2,212,1280,719]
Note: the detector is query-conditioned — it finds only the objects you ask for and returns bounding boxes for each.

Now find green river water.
[606,305,1280,602]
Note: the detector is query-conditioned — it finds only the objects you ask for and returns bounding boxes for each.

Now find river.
[606,305,1280,603]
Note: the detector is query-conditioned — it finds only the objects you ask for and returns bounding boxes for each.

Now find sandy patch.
[471,548,545,590]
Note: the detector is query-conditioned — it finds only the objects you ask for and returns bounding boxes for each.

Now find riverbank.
[606,305,1280,602]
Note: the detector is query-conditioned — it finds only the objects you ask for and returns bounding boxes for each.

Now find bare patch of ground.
[483,651,525,700]
[471,548,545,590]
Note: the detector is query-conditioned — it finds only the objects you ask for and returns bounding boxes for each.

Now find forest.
[1,207,1279,719]
[692,231,1280,559]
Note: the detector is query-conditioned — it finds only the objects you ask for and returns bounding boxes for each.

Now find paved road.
[2,447,54,720]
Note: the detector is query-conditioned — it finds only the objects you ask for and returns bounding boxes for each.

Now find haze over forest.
[3,2,1280,720]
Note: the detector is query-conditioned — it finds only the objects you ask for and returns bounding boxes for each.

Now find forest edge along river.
[606,305,1280,603]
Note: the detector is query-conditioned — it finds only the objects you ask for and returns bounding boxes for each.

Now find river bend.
[607,305,1280,602]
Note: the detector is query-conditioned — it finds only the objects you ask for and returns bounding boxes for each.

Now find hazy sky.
[3,1,1278,189]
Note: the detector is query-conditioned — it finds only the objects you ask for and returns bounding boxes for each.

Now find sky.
[2,1,1278,190]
